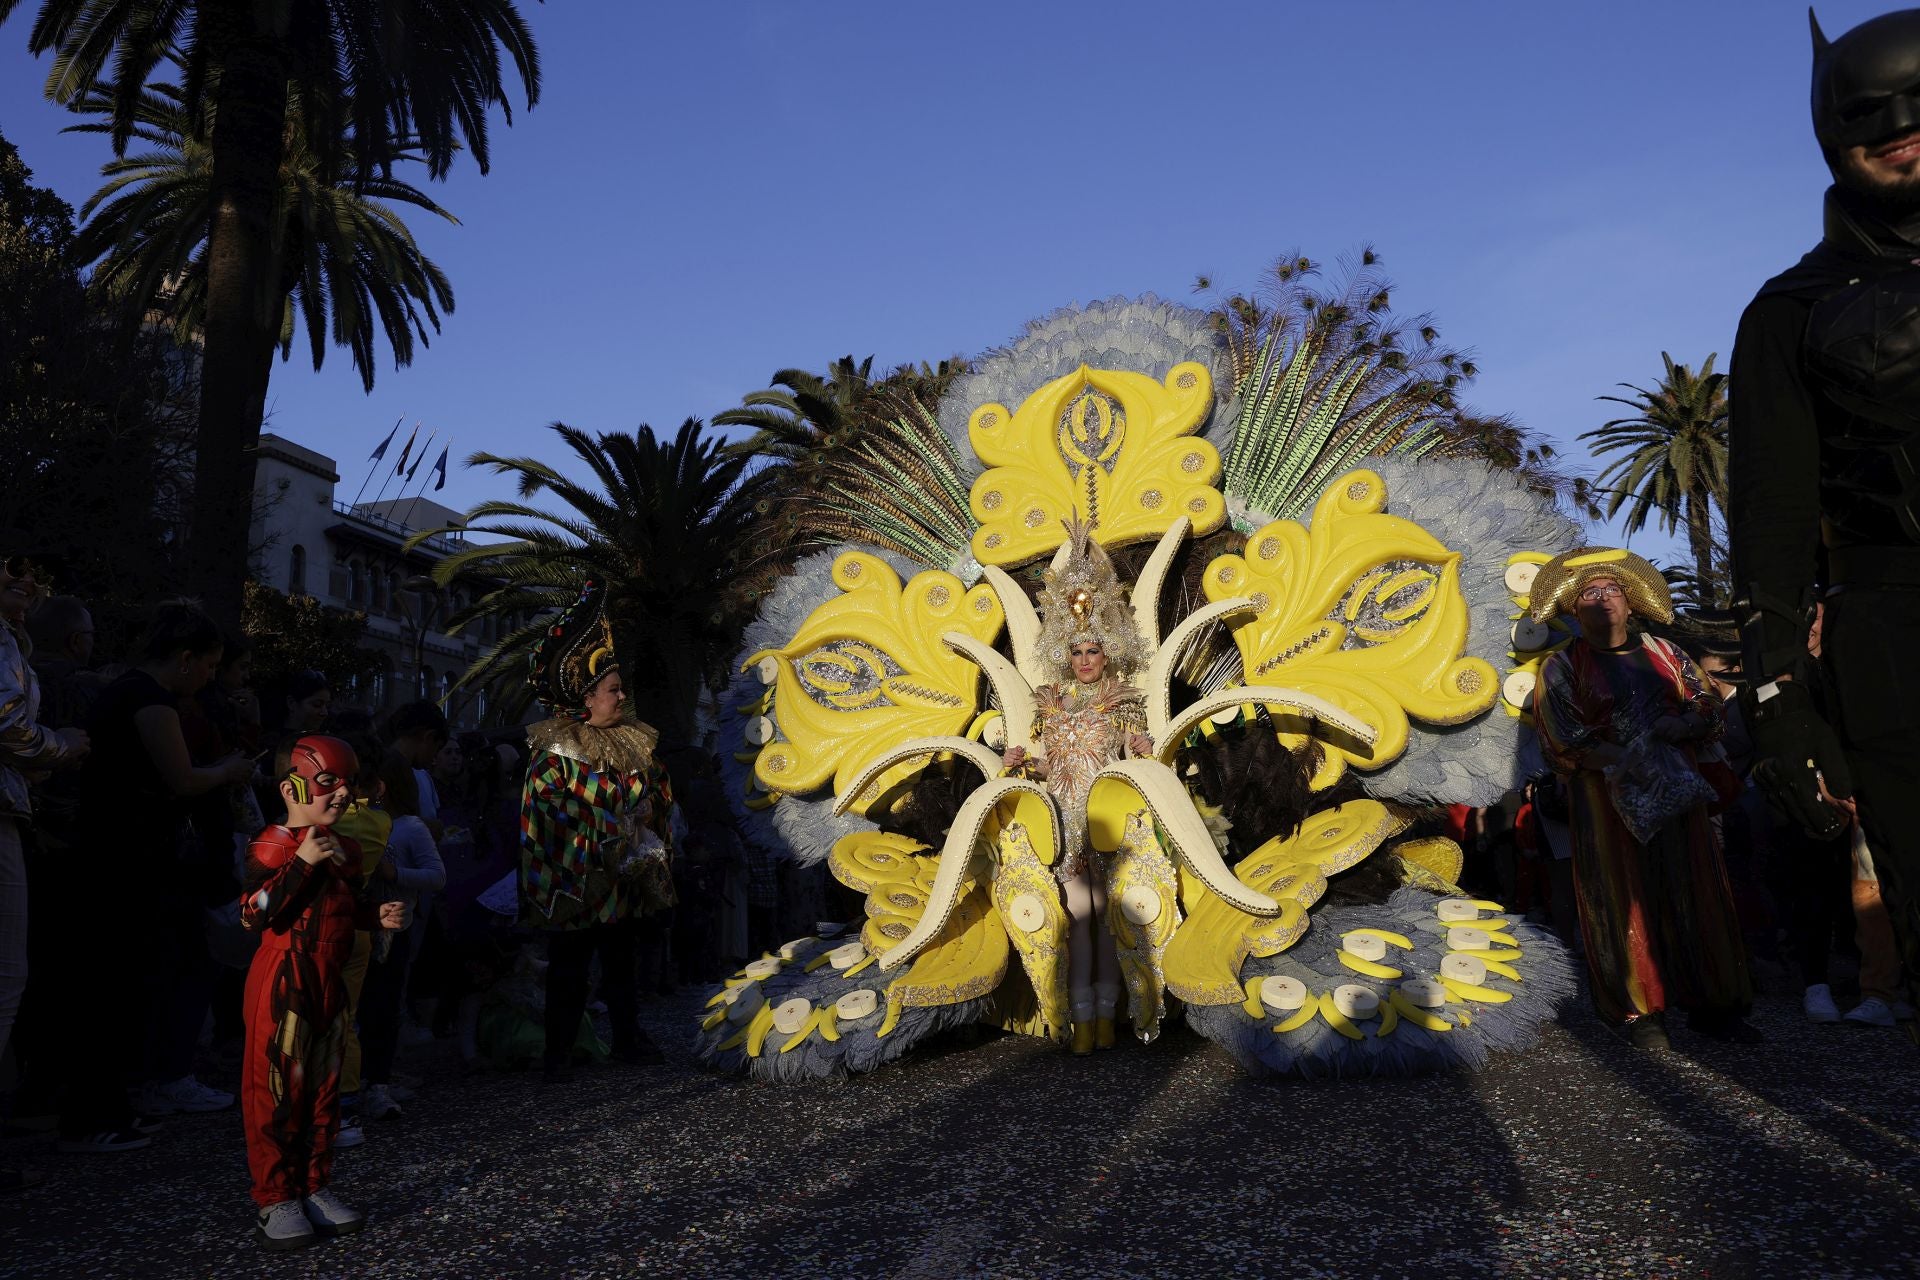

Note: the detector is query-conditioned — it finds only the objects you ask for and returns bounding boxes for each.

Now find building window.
[372,569,389,614]
[289,545,307,595]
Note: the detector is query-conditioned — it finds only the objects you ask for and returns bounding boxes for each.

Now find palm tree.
[714,354,971,460]
[67,78,456,393]
[409,419,778,743]
[715,356,876,460]
[2,0,539,625]
[714,353,977,592]
[1581,352,1729,581]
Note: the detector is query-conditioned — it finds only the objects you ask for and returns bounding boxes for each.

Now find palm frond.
[1579,352,1728,579]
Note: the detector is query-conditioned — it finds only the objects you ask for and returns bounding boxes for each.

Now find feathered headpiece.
[529,579,620,711]
[1036,517,1146,676]
[1527,546,1674,624]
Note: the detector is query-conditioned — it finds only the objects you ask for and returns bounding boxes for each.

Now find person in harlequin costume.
[239,735,409,1252]
[1001,520,1153,1055]
[521,579,674,1076]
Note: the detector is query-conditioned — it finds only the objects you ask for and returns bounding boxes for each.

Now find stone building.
[248,432,523,727]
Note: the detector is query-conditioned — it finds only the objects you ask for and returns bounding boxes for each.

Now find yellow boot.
[1092,984,1122,1050]
[1070,1022,1095,1055]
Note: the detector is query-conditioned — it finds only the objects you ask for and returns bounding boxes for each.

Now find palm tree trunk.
[620,613,702,748]
[185,7,289,627]
[1686,488,1715,593]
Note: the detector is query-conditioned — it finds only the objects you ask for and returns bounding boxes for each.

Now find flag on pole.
[406,430,437,481]
[394,424,420,475]
[429,446,450,491]
[369,418,401,463]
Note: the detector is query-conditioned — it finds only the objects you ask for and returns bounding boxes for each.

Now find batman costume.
[1730,8,1920,1014]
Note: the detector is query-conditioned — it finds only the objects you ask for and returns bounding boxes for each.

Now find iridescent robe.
[1535,635,1752,1023]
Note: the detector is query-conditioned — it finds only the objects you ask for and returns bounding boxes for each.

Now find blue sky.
[1,1,1891,567]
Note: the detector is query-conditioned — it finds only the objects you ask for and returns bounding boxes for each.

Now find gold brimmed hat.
[529,579,620,711]
[1527,546,1673,624]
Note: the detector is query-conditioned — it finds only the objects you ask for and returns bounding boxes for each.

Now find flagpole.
[401,437,448,531]
[389,428,438,532]
[349,416,404,508]
[366,423,421,511]
[400,429,437,498]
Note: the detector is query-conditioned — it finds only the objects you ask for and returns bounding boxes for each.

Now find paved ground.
[4,992,1918,1279]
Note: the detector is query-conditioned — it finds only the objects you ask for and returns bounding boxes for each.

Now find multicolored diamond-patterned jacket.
[519,716,674,930]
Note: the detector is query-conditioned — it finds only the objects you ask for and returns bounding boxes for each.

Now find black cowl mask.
[1812,8,1920,153]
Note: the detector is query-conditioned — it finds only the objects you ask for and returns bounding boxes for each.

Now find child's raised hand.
[378,900,411,931]
[296,828,338,866]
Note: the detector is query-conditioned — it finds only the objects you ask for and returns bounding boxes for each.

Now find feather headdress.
[1035,517,1146,676]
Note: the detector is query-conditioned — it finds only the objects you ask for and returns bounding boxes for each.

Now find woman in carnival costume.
[520,579,675,1075]
[1002,519,1153,1054]
[1530,548,1758,1049]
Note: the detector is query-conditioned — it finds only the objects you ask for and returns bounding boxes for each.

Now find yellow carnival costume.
[696,296,1581,1080]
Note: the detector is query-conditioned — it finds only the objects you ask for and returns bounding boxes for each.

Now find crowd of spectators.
[0,568,794,1198]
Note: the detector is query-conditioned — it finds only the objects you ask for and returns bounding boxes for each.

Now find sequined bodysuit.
[1032,677,1147,881]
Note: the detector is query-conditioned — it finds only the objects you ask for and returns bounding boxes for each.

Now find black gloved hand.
[1745,679,1853,840]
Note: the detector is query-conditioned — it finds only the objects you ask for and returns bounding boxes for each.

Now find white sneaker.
[363,1085,402,1121]
[149,1076,235,1113]
[300,1187,366,1237]
[256,1199,316,1251]
[57,1128,151,1154]
[1804,983,1841,1024]
[332,1115,365,1149]
[1845,996,1898,1028]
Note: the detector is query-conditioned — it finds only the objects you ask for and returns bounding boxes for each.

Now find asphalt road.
[4,992,1918,1279]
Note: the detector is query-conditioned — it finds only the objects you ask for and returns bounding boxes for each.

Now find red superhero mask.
[284,735,358,806]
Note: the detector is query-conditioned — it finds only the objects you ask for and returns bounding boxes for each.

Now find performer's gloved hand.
[1746,679,1853,840]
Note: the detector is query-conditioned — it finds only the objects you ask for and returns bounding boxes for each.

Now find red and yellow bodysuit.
[238,822,373,1207]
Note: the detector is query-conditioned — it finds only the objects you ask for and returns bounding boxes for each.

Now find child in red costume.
[240,735,408,1252]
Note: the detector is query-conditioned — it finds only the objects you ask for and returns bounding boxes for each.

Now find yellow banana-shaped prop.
[1338,950,1403,980]
[1272,1003,1319,1034]
[1091,760,1281,916]
[1440,975,1514,1004]
[1389,990,1454,1032]
[941,631,1036,751]
[832,736,1008,817]
[1130,518,1191,655]
[877,776,1049,972]
[1376,997,1400,1037]
[1318,991,1366,1040]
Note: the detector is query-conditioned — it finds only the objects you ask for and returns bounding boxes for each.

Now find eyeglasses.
[1,556,50,589]
[1576,584,1625,604]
